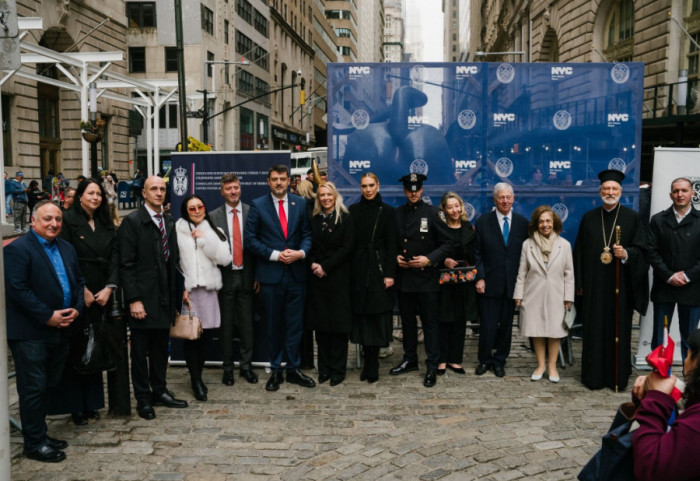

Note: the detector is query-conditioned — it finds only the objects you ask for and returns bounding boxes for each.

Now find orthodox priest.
[573,169,648,391]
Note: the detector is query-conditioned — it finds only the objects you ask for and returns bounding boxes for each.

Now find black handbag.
[74,312,123,375]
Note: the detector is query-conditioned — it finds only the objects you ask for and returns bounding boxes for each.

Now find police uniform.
[390,173,452,387]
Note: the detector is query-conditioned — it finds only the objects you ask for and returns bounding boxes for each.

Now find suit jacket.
[648,205,700,305]
[5,230,85,340]
[474,210,529,298]
[118,206,180,329]
[210,202,256,289]
[244,193,312,284]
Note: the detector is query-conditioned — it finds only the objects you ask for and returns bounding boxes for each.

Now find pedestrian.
[4,171,12,217]
[349,173,398,383]
[306,182,355,386]
[437,192,477,376]
[9,171,29,232]
[513,205,574,383]
[573,169,648,391]
[27,180,48,213]
[176,195,230,401]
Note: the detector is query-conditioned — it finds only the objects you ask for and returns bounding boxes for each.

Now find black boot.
[191,377,207,401]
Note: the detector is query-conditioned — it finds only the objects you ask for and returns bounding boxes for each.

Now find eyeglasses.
[187,204,205,213]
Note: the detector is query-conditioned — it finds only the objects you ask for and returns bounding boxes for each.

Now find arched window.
[603,0,634,61]
[539,28,559,62]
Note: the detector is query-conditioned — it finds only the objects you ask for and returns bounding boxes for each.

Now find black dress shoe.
[448,365,466,374]
[222,371,235,386]
[330,377,344,386]
[240,369,259,384]
[192,380,207,401]
[86,410,100,420]
[366,375,378,383]
[493,365,506,378]
[151,390,188,408]
[71,412,88,426]
[286,369,316,388]
[24,444,66,463]
[318,371,330,384]
[47,437,68,450]
[265,372,284,391]
[359,366,368,381]
[389,361,419,375]
[474,363,490,376]
[424,370,437,388]
[136,399,156,420]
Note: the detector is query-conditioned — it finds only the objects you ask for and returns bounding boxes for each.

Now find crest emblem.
[496,64,515,84]
[553,110,572,130]
[351,109,370,129]
[464,202,476,221]
[458,110,477,130]
[608,158,627,173]
[494,157,514,177]
[552,203,569,223]
[689,177,700,207]
[410,65,425,85]
[410,159,429,176]
[611,64,630,84]
[173,166,188,197]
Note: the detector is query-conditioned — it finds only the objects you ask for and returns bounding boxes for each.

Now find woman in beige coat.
[513,205,574,383]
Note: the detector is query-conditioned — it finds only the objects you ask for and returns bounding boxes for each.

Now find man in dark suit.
[118,176,187,419]
[244,164,315,392]
[648,177,700,361]
[210,173,259,386]
[5,200,84,462]
[390,173,452,388]
[474,183,528,378]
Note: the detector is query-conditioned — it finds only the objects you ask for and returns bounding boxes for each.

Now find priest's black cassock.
[573,204,648,391]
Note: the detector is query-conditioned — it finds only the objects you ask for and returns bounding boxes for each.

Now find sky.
[412,0,444,61]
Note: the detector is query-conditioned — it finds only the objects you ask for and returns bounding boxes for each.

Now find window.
[237,0,252,23]
[603,0,634,61]
[165,47,178,72]
[159,104,178,129]
[201,5,214,35]
[255,77,270,98]
[335,28,352,39]
[1,95,11,166]
[207,51,214,77]
[254,45,268,70]
[254,9,269,37]
[129,47,146,73]
[236,31,253,56]
[126,2,156,28]
[224,20,229,44]
[239,107,254,150]
[238,70,255,94]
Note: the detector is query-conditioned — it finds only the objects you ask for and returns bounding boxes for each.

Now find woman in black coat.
[306,181,356,386]
[437,192,477,375]
[48,178,121,424]
[348,173,398,383]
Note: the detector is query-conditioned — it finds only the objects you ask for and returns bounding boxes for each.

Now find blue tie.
[503,217,509,244]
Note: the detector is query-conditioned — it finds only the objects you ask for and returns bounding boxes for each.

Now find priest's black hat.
[399,173,427,192]
[598,169,625,185]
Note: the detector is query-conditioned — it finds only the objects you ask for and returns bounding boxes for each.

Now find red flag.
[645,335,682,402]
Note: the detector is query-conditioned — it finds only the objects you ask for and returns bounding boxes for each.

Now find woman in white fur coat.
[513,205,574,384]
[176,194,231,401]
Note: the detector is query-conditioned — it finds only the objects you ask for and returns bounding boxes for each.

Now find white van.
[290,147,327,179]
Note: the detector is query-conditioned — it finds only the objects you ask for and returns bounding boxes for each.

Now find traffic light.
[300,77,306,105]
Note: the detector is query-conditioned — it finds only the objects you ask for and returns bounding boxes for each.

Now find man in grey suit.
[210,173,259,386]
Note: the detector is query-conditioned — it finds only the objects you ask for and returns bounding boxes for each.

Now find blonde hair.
[296,179,316,200]
[440,191,468,223]
[312,181,348,224]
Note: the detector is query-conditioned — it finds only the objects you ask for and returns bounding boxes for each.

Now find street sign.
[0,0,20,71]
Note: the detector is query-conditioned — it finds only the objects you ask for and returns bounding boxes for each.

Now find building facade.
[383,0,405,62]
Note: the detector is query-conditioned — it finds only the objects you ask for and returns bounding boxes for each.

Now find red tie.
[279,199,288,239]
[232,209,243,267]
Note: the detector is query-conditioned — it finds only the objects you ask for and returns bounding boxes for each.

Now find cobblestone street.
[7,331,640,481]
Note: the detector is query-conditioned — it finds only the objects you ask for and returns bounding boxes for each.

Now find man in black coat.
[210,173,259,386]
[390,173,452,388]
[474,183,529,378]
[5,201,84,462]
[118,176,187,419]
[648,177,700,361]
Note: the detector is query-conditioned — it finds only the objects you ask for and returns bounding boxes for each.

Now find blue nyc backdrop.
[327,62,643,242]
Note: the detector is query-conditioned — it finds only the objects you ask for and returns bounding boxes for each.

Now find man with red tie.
[210,174,259,386]
[244,165,315,391]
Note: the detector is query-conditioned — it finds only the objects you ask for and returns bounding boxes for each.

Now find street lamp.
[199,58,250,146]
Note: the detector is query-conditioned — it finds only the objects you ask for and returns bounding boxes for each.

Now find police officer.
[390,173,452,387]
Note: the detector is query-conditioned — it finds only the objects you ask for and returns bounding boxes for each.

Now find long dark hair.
[685,329,700,408]
[180,194,226,241]
[73,178,113,228]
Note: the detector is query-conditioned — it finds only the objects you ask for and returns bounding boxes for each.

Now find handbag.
[170,301,203,340]
[74,312,123,375]
[563,303,577,330]
[577,401,638,481]
[439,265,477,284]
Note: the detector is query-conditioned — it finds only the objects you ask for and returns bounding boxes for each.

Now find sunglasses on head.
[188,204,205,213]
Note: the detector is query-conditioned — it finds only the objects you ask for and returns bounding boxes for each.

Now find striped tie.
[155,213,170,261]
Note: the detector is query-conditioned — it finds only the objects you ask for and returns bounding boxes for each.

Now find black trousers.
[183,330,213,381]
[439,319,467,365]
[477,295,514,367]
[315,331,348,381]
[219,269,254,371]
[397,291,440,370]
[130,328,169,401]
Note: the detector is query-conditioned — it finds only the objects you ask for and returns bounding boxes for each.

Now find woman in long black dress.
[437,192,477,375]
[306,182,355,386]
[48,178,120,424]
[349,173,398,383]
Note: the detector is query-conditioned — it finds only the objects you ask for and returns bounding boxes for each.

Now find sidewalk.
[8,330,642,481]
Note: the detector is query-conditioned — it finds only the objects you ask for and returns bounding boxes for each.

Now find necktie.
[503,216,510,244]
[232,208,243,267]
[279,199,288,239]
[155,213,170,261]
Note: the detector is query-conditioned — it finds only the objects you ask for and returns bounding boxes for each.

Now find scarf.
[532,231,557,264]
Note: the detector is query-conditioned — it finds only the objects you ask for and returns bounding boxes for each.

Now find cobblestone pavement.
[9,332,641,481]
